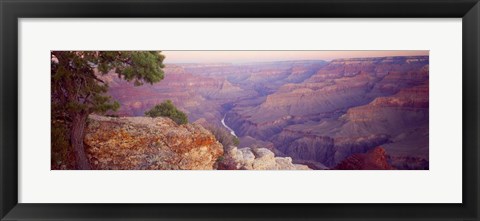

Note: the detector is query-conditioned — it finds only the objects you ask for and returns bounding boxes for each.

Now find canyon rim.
[51,50,429,170]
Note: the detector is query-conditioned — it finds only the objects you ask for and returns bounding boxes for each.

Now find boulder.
[84,115,223,170]
[218,147,310,170]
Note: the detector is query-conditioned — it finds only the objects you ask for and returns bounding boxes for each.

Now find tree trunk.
[71,113,91,170]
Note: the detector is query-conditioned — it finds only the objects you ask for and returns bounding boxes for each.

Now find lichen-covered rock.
[84,115,223,170]
[218,146,310,170]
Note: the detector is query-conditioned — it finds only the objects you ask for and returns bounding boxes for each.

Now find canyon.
[105,56,429,170]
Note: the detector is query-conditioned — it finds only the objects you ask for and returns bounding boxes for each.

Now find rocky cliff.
[84,115,223,170]
[84,115,309,170]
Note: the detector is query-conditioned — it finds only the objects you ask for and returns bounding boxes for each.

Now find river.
[221,114,237,137]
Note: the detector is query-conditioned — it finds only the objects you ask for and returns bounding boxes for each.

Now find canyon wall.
[227,56,429,169]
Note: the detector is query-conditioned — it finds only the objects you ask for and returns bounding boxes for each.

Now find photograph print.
[51,50,429,170]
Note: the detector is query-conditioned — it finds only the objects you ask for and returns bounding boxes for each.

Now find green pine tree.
[145,100,189,125]
[51,51,165,169]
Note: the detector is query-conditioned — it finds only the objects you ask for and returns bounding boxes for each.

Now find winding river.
[221,114,237,137]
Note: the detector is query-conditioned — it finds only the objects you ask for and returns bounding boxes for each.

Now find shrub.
[233,136,240,146]
[214,155,239,170]
[145,100,188,125]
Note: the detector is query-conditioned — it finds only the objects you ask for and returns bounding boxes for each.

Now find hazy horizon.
[163,50,429,64]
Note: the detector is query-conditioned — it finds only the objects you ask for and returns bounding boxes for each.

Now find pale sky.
[162,50,429,64]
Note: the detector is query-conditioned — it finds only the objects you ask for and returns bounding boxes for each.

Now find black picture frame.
[1,0,479,220]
